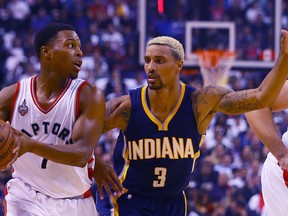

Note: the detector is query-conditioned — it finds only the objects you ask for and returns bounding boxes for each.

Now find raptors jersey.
[113,83,205,197]
[9,76,94,198]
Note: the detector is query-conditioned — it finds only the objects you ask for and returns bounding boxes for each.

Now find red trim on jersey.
[88,167,94,180]
[259,192,264,210]
[88,157,94,163]
[9,82,20,122]
[83,188,92,198]
[4,184,8,215]
[88,157,94,180]
[277,162,288,187]
[75,81,87,118]
[31,76,72,114]
[283,169,288,187]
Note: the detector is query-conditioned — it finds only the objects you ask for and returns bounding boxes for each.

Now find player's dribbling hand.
[0,121,19,171]
[3,125,37,171]
[93,157,124,200]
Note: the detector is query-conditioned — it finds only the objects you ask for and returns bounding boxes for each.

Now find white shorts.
[4,178,98,216]
[261,152,288,216]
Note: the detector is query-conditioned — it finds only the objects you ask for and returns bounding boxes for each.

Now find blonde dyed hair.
[147,36,185,61]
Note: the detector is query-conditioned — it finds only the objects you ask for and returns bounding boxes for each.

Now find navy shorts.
[97,191,187,216]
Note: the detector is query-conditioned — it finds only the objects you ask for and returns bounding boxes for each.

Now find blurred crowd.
[1,0,288,215]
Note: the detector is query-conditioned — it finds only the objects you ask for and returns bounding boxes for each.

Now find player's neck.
[148,83,182,120]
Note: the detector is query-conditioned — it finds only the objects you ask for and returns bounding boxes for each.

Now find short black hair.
[34,22,76,59]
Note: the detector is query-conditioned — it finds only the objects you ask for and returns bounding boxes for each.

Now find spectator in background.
[226,115,248,140]
[30,7,52,33]
[193,189,214,216]
[7,0,30,33]
[209,172,231,203]
[0,1,288,215]
[104,68,127,99]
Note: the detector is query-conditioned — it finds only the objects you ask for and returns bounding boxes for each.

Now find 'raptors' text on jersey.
[113,83,205,198]
[10,76,94,198]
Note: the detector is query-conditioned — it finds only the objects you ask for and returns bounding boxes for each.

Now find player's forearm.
[245,108,288,161]
[30,140,93,167]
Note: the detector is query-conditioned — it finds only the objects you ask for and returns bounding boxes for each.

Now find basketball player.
[96,31,288,216]
[0,23,122,216]
[245,82,288,216]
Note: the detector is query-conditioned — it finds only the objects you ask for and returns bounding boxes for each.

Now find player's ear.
[41,46,51,59]
[176,60,183,71]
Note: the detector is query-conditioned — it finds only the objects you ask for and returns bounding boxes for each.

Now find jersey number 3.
[153,167,167,187]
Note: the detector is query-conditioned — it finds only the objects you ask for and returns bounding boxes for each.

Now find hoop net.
[196,50,236,87]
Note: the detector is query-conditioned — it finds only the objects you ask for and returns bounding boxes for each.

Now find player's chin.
[148,82,162,90]
[69,71,80,79]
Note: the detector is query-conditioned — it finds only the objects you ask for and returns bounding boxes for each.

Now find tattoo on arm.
[192,87,220,121]
[192,91,201,121]
[120,106,131,123]
[105,101,114,118]
[104,99,131,131]
[219,91,258,113]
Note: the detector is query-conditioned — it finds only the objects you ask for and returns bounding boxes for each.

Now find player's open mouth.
[147,73,158,81]
[74,61,82,70]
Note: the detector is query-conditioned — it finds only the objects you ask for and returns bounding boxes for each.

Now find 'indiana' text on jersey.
[127,137,196,160]
[113,83,205,198]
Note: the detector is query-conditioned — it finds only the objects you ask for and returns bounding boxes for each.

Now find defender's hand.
[93,158,124,199]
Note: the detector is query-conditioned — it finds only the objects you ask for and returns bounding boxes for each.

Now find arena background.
[1,0,288,215]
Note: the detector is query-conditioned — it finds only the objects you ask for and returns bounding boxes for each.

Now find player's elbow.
[257,96,275,109]
[256,86,280,109]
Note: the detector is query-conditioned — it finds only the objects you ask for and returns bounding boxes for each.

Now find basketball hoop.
[196,50,236,87]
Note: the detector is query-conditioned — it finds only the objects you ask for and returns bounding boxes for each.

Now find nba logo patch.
[18,99,28,116]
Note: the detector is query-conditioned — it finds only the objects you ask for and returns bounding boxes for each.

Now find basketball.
[0,120,16,169]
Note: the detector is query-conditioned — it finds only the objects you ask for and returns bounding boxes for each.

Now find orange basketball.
[0,120,16,169]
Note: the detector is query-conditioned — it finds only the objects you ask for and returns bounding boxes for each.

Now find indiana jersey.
[113,83,205,198]
[9,76,94,198]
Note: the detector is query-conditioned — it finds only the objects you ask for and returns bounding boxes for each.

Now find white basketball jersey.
[282,131,288,147]
[10,76,95,198]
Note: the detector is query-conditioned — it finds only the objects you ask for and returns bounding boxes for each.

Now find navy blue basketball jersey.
[113,83,205,198]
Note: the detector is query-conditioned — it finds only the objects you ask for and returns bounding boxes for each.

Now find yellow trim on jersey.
[199,134,206,147]
[191,135,204,172]
[113,134,130,216]
[112,187,129,216]
[183,191,187,216]
[112,197,119,216]
[119,134,130,184]
[141,83,186,131]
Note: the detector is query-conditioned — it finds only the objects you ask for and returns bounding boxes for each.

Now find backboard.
[138,0,282,69]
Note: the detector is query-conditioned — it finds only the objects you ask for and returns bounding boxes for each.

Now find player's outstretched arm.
[193,30,288,134]
[217,30,288,113]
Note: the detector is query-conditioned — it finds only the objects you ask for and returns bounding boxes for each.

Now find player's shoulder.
[78,79,104,97]
[0,83,18,119]
[77,80,105,108]
[0,83,18,101]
